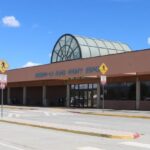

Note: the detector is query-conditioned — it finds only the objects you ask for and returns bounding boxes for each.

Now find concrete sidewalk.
[67,108,150,119]
[0,117,140,140]
[3,105,150,119]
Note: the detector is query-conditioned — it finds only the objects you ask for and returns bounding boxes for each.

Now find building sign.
[0,60,9,73]
[99,63,108,75]
[35,66,100,78]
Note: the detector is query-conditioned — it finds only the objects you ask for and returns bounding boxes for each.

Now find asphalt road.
[0,107,150,150]
[2,108,150,135]
[0,122,149,150]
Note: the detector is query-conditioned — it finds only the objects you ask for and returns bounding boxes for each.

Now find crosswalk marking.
[8,113,13,117]
[77,146,104,150]
[0,142,24,150]
[75,121,101,127]
[52,112,57,116]
[120,142,150,149]
[10,111,25,114]
[44,112,50,116]
[15,114,20,118]
[7,113,20,118]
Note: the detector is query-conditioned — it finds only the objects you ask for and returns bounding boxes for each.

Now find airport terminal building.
[1,34,150,110]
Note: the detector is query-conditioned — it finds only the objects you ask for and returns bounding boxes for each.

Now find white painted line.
[8,113,13,117]
[120,142,150,149]
[15,114,20,118]
[51,112,67,116]
[77,147,104,150]
[44,112,50,116]
[0,142,24,150]
[31,110,44,113]
[52,113,57,116]
[8,113,20,118]
[75,121,95,125]
[75,121,101,127]
[10,111,25,114]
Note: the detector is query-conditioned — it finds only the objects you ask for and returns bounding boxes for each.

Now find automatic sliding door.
[84,90,88,107]
[70,83,97,108]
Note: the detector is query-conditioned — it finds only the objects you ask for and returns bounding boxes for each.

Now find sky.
[0,0,150,69]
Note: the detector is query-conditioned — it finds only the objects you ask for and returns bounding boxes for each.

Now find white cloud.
[23,61,40,68]
[148,37,150,45]
[2,16,20,27]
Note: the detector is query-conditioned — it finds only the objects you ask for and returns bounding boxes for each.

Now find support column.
[66,84,70,107]
[136,77,141,110]
[42,86,47,107]
[97,83,101,108]
[23,86,26,105]
[7,87,11,105]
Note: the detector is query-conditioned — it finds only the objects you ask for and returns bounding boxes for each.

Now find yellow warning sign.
[0,60,9,73]
[99,63,108,75]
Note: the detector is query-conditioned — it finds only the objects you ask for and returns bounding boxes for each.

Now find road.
[0,107,150,150]
[0,122,149,150]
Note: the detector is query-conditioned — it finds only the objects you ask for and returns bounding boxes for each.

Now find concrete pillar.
[7,87,11,104]
[23,86,26,105]
[97,83,101,108]
[136,77,141,110]
[66,84,70,107]
[42,86,47,107]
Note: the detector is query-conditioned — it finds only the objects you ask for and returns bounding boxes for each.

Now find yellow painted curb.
[69,111,150,120]
[0,119,140,140]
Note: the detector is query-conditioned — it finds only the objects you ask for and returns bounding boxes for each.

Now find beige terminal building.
[1,34,150,110]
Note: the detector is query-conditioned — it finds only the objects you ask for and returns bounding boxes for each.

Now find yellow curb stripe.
[0,119,137,140]
[69,111,150,120]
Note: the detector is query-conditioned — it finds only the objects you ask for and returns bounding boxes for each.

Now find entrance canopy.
[51,34,131,63]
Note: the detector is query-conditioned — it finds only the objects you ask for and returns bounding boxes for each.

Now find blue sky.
[0,0,150,69]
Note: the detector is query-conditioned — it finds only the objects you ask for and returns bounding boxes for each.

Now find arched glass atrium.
[51,34,131,63]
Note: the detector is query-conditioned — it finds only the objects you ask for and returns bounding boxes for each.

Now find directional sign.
[99,63,108,75]
[0,60,9,73]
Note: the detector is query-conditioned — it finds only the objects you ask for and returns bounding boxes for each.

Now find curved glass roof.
[51,34,131,63]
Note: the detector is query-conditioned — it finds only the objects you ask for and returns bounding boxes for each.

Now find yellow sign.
[0,60,9,73]
[99,63,108,75]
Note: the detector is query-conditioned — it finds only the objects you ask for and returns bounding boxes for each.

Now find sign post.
[0,60,8,118]
[0,75,7,118]
[101,75,107,111]
[99,63,108,111]
[1,84,3,118]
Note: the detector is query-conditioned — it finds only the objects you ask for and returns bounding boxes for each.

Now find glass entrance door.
[70,84,97,108]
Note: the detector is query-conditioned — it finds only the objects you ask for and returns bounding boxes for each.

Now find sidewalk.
[4,105,150,119]
[67,108,150,119]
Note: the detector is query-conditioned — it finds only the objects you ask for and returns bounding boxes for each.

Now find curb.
[68,111,150,120]
[0,119,140,140]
